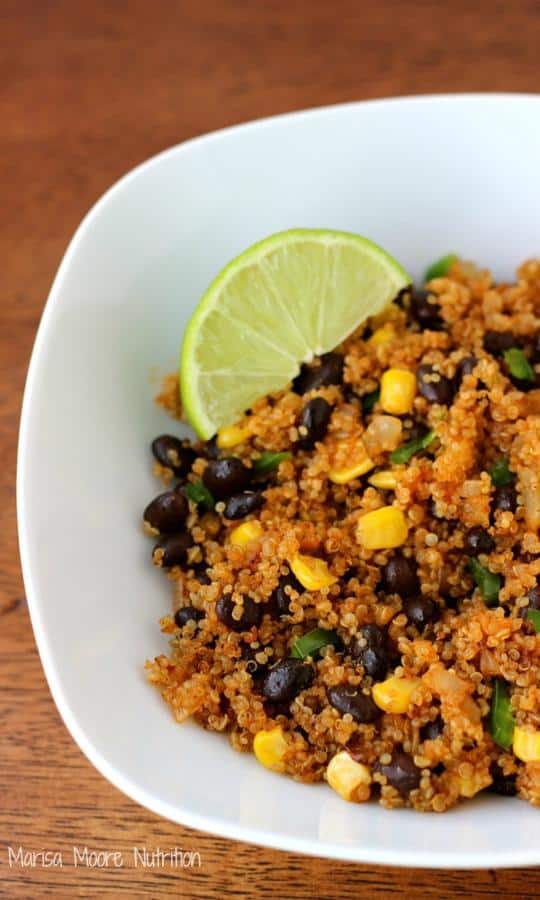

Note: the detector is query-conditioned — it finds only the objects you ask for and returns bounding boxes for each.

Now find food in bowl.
[143,244,540,812]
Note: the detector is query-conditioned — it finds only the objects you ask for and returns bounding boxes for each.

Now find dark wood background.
[2,1,539,896]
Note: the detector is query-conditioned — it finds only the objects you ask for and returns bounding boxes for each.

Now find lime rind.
[181,229,410,438]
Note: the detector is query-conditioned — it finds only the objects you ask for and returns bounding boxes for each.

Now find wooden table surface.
[2,1,539,896]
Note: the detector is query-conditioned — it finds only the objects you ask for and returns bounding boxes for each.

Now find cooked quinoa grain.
[145,258,540,811]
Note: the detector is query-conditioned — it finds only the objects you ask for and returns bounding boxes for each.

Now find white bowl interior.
[18,95,540,867]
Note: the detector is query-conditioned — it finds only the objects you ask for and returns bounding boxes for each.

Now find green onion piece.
[489,679,515,751]
[468,557,501,606]
[503,347,535,382]
[184,480,215,510]
[252,450,292,474]
[424,253,458,282]
[526,609,540,632]
[290,627,340,660]
[389,429,436,465]
[488,457,514,487]
[361,388,380,414]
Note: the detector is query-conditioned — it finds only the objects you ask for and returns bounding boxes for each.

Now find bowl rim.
[17,92,540,869]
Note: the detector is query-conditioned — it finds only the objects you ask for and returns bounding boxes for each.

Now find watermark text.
[6,845,201,869]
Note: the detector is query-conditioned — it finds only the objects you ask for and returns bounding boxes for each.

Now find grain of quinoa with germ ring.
[144,257,540,812]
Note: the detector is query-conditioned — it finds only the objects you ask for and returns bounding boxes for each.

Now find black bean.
[354,624,385,650]
[202,457,251,500]
[489,764,517,797]
[528,584,540,609]
[360,647,389,681]
[416,364,455,405]
[407,421,430,443]
[249,475,274,492]
[151,435,196,476]
[143,491,189,534]
[381,553,419,598]
[264,700,292,718]
[350,624,389,682]
[327,685,381,723]
[492,483,517,513]
[403,596,438,630]
[201,436,221,459]
[241,644,268,681]
[456,355,478,379]
[262,658,314,703]
[297,397,332,450]
[193,561,211,585]
[268,572,303,619]
[420,716,444,742]
[464,526,495,555]
[376,750,421,795]
[522,583,540,616]
[454,355,479,391]
[216,595,262,632]
[409,289,444,331]
[295,724,310,741]
[224,491,264,520]
[483,331,515,356]
[386,639,402,670]
[152,532,193,567]
[515,547,534,563]
[342,384,361,405]
[292,352,344,394]
[174,605,204,628]
[509,373,540,393]
[532,333,540,365]
[342,567,358,582]
[442,593,460,610]
[394,285,412,309]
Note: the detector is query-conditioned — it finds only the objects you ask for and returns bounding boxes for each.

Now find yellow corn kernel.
[216,423,251,448]
[513,726,540,762]
[368,323,396,347]
[290,552,337,591]
[229,520,264,547]
[253,726,288,772]
[372,675,421,714]
[329,459,374,484]
[356,505,408,549]
[368,470,399,490]
[326,751,371,802]
[380,368,416,415]
[329,445,375,484]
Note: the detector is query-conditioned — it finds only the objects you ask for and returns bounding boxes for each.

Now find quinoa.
[144,259,540,811]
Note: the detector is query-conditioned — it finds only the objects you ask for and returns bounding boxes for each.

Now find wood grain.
[1,1,539,895]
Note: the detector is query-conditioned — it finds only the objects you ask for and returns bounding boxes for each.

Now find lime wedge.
[180,229,410,438]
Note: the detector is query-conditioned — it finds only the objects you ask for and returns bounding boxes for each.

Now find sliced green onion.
[503,347,535,382]
[489,679,515,751]
[291,627,340,660]
[252,450,292,474]
[526,609,540,632]
[488,457,514,487]
[468,557,501,606]
[184,480,215,510]
[390,429,436,465]
[424,253,458,282]
[361,388,380,414]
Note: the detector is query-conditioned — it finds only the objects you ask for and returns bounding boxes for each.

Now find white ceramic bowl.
[18,94,540,868]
